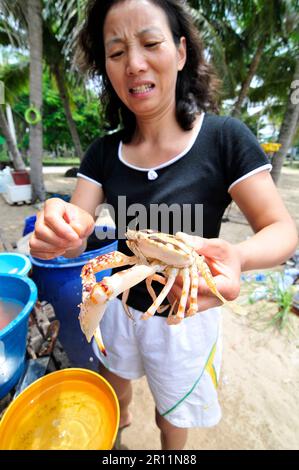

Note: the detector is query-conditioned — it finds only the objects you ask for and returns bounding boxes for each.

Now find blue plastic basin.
[0,274,38,399]
[30,237,118,371]
[0,253,32,276]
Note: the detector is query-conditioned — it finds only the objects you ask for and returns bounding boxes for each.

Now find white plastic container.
[0,167,14,194]
[2,184,32,204]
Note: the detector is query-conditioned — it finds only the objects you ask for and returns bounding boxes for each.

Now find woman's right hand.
[29,198,95,260]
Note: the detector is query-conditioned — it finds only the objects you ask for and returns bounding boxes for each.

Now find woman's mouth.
[129,84,155,95]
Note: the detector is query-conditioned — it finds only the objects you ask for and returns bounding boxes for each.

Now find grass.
[240,272,298,337]
[41,158,79,166]
[0,153,79,167]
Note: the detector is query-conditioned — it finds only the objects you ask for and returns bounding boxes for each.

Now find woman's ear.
[177,36,187,71]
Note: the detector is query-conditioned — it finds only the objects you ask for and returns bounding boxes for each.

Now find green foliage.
[11,69,105,155]
[1,0,298,158]
[0,58,29,104]
[188,0,299,117]
[244,272,297,335]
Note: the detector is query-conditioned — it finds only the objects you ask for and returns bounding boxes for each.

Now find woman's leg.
[99,363,133,428]
[155,408,188,450]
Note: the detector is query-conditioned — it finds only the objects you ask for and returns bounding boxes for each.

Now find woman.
[30,0,298,450]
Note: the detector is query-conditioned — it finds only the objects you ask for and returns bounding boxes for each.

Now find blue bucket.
[30,235,118,371]
[0,253,32,276]
[0,274,38,399]
[22,215,37,237]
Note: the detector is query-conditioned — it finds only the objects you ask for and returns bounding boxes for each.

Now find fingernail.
[67,229,78,239]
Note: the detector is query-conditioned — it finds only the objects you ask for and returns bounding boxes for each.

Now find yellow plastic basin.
[0,368,119,450]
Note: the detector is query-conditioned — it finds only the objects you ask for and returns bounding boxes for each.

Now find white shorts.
[92,298,223,428]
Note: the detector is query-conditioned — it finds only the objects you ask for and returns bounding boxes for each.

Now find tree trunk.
[0,105,26,170]
[28,0,45,202]
[271,59,299,185]
[232,39,265,117]
[53,63,83,161]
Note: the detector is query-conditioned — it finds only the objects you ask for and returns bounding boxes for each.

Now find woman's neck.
[132,107,184,146]
[121,113,202,169]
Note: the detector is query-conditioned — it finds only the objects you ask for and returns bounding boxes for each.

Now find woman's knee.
[99,364,132,401]
[155,408,177,433]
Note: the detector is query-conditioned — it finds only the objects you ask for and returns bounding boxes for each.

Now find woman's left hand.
[168,232,242,312]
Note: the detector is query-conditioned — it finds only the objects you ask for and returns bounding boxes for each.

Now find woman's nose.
[126,49,148,75]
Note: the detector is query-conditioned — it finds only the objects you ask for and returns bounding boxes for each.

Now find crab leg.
[79,263,164,349]
[121,289,134,321]
[195,253,226,304]
[167,268,190,325]
[146,275,169,314]
[93,325,107,356]
[167,297,178,318]
[142,268,179,320]
[186,264,199,316]
[81,251,138,302]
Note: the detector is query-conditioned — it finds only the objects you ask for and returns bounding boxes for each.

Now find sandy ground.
[0,166,299,450]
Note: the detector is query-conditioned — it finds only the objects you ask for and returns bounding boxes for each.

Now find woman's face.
[103,0,186,121]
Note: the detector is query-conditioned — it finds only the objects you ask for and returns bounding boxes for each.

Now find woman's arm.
[169,170,298,311]
[30,178,104,260]
[230,170,298,271]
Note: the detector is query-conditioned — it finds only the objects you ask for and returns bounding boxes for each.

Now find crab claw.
[79,263,164,350]
[94,325,107,357]
[79,278,112,343]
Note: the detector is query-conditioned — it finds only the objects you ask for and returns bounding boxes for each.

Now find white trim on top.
[228,164,272,193]
[118,112,205,172]
[77,172,103,187]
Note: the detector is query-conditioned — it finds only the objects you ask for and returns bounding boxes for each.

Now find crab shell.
[125,229,194,268]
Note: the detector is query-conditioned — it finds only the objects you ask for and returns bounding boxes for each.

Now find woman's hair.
[76,0,220,141]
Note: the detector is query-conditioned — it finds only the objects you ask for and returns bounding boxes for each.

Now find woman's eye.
[145,42,159,48]
[110,51,124,58]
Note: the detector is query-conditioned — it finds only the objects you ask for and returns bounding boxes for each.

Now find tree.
[43,22,83,160]
[189,0,295,118]
[0,14,27,169]
[0,105,25,169]
[27,0,45,202]
[0,59,28,169]
[230,0,287,116]
[271,59,299,184]
[0,0,45,201]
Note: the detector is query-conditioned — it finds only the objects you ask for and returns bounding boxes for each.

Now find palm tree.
[271,59,299,184]
[27,0,45,202]
[43,22,83,161]
[0,0,45,201]
[189,0,294,117]
[0,60,28,169]
[230,0,288,116]
[0,105,25,169]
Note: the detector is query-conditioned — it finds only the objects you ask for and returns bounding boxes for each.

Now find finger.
[198,274,240,301]
[176,232,228,259]
[64,205,95,239]
[30,232,83,255]
[30,250,67,260]
[197,296,223,312]
[168,287,222,314]
[43,201,80,241]
[34,215,78,249]
[204,256,237,278]
[172,274,183,288]
[69,218,94,239]
[176,232,204,250]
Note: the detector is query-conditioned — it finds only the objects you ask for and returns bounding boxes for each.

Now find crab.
[79,229,226,355]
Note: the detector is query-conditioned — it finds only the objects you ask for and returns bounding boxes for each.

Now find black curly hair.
[76,0,220,141]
